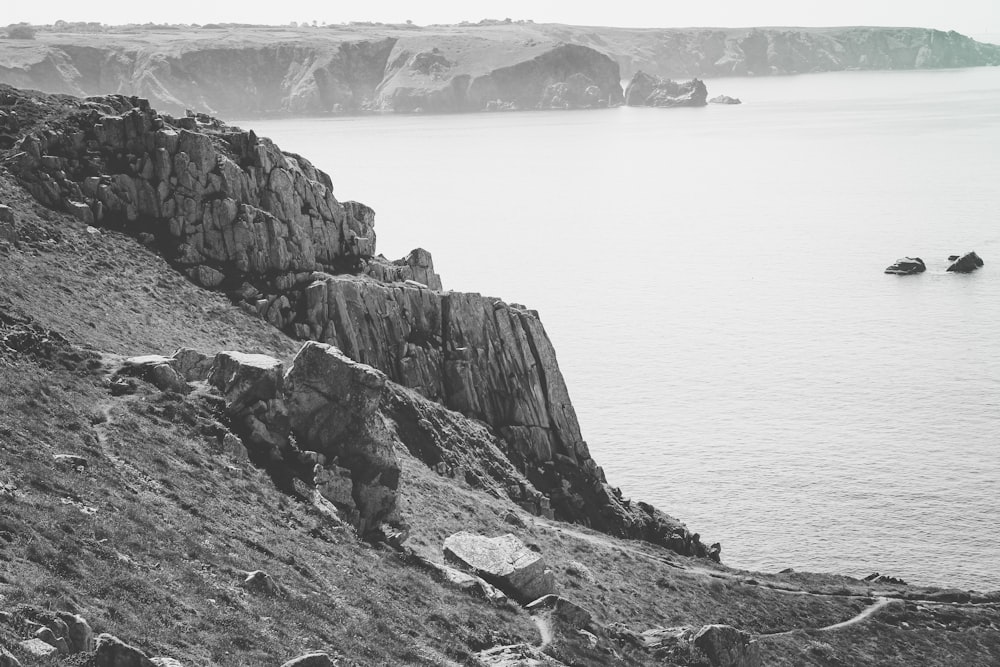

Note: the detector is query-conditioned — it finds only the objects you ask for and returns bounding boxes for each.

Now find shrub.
[6,24,37,40]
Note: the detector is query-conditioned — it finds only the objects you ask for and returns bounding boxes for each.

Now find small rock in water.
[946,251,984,273]
[709,94,742,104]
[884,257,925,275]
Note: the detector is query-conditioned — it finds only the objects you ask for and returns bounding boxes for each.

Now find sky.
[5,0,998,38]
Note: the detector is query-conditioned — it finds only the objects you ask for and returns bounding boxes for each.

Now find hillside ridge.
[0,23,997,116]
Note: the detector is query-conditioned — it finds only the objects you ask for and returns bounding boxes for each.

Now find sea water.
[238,66,1000,589]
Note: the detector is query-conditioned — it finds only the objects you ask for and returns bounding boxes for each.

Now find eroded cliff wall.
[2,85,713,558]
[2,24,995,117]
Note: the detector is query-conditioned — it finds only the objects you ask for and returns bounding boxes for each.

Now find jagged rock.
[443,532,557,604]
[33,626,69,654]
[864,572,907,585]
[93,633,156,667]
[412,553,509,604]
[884,257,926,275]
[207,351,289,459]
[692,625,761,667]
[946,251,984,273]
[150,658,184,667]
[471,644,568,666]
[526,595,593,630]
[170,348,212,381]
[0,646,21,667]
[17,639,57,659]
[279,653,336,667]
[7,93,376,283]
[56,611,94,652]
[52,453,88,469]
[364,248,443,290]
[284,341,401,534]
[625,72,708,107]
[188,265,225,288]
[118,355,190,393]
[241,570,278,595]
[0,204,15,247]
[709,95,742,105]
[565,561,596,583]
[221,433,248,460]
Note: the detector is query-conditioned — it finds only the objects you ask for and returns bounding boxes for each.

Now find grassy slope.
[1,171,1000,665]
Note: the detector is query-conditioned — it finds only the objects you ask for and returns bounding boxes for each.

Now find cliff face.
[554,25,1000,79]
[1,24,995,117]
[3,84,711,558]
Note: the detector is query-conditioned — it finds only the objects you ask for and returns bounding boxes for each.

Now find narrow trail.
[534,516,998,639]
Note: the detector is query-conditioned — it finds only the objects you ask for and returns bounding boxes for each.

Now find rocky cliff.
[2,84,711,557]
[1,23,996,116]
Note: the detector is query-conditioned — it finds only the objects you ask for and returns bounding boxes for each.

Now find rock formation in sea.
[884,257,926,275]
[0,24,997,116]
[946,251,984,273]
[624,73,708,108]
[708,95,742,105]
[2,84,713,558]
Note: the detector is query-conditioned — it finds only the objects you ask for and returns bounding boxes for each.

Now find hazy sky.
[6,0,998,37]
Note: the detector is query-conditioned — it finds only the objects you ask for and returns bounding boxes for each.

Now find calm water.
[239,67,1000,589]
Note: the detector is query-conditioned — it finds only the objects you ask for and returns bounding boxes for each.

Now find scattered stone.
[53,453,88,469]
[33,626,69,654]
[526,595,593,630]
[17,638,58,659]
[443,532,557,604]
[151,658,184,667]
[188,265,225,288]
[946,251,984,273]
[413,554,509,604]
[0,645,21,667]
[565,561,596,583]
[279,653,336,667]
[471,643,568,666]
[170,348,212,381]
[709,95,742,104]
[884,257,926,275]
[501,509,526,528]
[118,355,189,393]
[56,611,95,652]
[863,572,907,585]
[241,570,278,595]
[221,433,248,460]
[692,624,762,667]
[93,633,156,667]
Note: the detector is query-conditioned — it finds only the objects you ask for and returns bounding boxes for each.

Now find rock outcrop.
[709,95,742,105]
[884,257,926,275]
[4,84,715,559]
[443,531,557,604]
[946,251,984,273]
[624,73,708,108]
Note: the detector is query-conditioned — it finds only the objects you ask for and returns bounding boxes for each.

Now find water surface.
[239,67,1000,588]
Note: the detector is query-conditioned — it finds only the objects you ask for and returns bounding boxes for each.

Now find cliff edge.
[0,23,996,116]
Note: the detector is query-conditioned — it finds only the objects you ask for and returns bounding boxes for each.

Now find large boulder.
[884,257,926,275]
[93,633,156,667]
[284,341,401,534]
[946,251,984,273]
[207,351,289,459]
[117,355,189,393]
[279,653,336,667]
[0,645,21,667]
[443,532,557,604]
[56,611,94,653]
[692,625,761,667]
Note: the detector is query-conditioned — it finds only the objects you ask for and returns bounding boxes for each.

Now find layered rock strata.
[3,85,714,559]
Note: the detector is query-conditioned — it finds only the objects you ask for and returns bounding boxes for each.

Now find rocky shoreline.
[1,84,999,666]
[0,23,997,116]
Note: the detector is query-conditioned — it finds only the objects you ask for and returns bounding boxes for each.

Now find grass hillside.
[1,113,1000,665]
